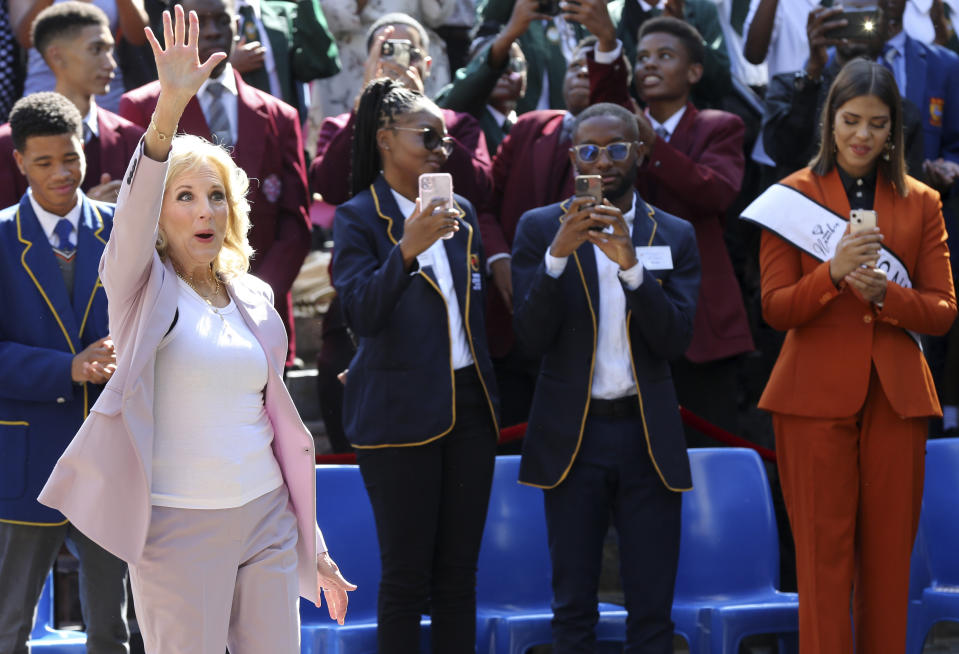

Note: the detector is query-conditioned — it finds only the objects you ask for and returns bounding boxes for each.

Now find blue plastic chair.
[904,438,959,654]
[26,573,86,652]
[475,456,627,654]
[671,448,799,654]
[300,465,430,654]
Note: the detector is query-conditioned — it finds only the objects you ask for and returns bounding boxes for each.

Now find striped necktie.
[206,81,233,147]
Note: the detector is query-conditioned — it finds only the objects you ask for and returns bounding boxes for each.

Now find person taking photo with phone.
[331,77,500,654]
[742,59,956,654]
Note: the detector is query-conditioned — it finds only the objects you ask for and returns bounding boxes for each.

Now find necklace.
[174,266,225,321]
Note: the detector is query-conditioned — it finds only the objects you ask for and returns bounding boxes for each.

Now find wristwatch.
[793,70,822,93]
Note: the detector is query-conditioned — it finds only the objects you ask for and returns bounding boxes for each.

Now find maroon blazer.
[0,107,144,210]
[481,109,576,357]
[590,57,754,363]
[308,108,493,210]
[119,71,311,366]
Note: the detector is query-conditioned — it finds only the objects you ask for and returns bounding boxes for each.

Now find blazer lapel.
[228,279,285,376]
[904,36,927,113]
[442,201,471,319]
[233,73,269,180]
[667,103,698,156]
[179,97,211,138]
[632,192,658,248]
[14,196,80,352]
[72,197,109,339]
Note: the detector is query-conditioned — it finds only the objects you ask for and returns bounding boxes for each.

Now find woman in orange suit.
[752,59,956,654]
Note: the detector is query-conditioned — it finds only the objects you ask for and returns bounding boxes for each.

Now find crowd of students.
[1,0,959,653]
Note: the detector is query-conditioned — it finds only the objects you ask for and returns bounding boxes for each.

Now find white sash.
[741,183,921,348]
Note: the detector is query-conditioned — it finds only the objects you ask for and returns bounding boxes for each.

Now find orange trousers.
[772,370,927,654]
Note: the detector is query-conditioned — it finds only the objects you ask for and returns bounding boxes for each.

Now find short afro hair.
[32,1,110,58]
[8,92,84,153]
[637,16,706,65]
[571,102,639,143]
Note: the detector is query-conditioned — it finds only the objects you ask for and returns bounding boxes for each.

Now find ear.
[13,150,25,176]
[45,43,64,69]
[376,127,391,153]
[687,62,703,86]
[633,139,648,167]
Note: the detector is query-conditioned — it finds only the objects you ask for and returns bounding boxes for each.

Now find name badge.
[472,272,482,291]
[636,246,673,270]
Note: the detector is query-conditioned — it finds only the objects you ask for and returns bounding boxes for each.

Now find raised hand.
[142,5,228,160]
[587,201,638,270]
[398,197,460,269]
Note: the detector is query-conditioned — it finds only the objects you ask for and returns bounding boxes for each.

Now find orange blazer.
[759,167,957,419]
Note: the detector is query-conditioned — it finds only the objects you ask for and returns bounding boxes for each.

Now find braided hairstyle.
[350,78,426,198]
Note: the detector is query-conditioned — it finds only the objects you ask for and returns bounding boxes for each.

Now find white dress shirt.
[28,188,82,249]
[647,104,687,142]
[198,63,240,145]
[391,189,475,370]
[544,193,644,399]
[881,30,908,98]
[82,101,99,143]
[904,0,959,44]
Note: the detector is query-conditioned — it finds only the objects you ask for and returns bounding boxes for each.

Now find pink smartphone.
[419,172,455,239]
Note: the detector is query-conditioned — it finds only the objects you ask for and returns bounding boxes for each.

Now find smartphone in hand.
[419,172,455,239]
[575,175,605,232]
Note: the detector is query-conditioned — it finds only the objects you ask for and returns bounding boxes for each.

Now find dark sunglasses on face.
[572,142,634,163]
[391,126,454,156]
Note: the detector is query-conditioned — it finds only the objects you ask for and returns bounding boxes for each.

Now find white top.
[705,0,769,87]
[743,0,820,78]
[198,64,240,145]
[544,193,643,399]
[28,188,82,248]
[151,278,284,509]
[83,102,100,143]
[391,188,474,370]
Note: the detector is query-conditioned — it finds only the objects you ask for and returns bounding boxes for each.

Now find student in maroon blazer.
[0,2,143,209]
[590,16,754,444]
[308,15,492,209]
[119,0,311,369]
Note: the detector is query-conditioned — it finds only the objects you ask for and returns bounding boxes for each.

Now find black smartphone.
[575,175,605,231]
[825,8,881,40]
[538,0,561,16]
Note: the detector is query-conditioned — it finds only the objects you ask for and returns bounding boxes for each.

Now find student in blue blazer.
[331,78,500,653]
[511,102,701,653]
[0,92,128,653]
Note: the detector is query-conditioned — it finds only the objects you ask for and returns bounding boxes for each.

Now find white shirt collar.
[84,100,99,140]
[486,105,516,131]
[28,187,83,243]
[646,104,687,141]
[199,63,238,97]
[622,192,637,231]
[886,30,908,55]
[390,187,417,219]
[638,0,657,11]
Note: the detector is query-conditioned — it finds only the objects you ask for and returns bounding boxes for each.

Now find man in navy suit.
[119,0,311,369]
[0,93,128,654]
[512,102,700,652]
[0,2,143,209]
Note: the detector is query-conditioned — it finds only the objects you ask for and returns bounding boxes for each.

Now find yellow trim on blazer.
[16,207,76,356]
[0,420,29,426]
[352,184,457,449]
[459,217,500,439]
[521,199,597,490]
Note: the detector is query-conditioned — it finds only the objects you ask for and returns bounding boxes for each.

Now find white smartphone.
[849,209,878,234]
[418,172,455,239]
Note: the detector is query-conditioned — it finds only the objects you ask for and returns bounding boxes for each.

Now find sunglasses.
[572,142,634,163]
[391,126,454,156]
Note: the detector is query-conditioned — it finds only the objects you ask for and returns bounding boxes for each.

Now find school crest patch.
[262,174,282,203]
[930,97,944,128]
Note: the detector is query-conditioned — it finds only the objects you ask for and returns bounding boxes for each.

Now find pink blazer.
[38,142,325,604]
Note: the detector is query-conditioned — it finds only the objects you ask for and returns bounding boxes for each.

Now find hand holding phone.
[418,173,456,239]
[575,175,605,231]
[381,39,413,68]
[824,8,881,41]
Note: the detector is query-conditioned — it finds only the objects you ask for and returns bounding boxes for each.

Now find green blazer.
[607,0,731,108]
[242,0,341,116]
[475,0,586,113]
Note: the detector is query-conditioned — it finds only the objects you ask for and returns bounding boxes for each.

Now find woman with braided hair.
[332,78,500,653]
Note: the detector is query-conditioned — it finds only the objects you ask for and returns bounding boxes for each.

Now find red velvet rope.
[315,407,776,464]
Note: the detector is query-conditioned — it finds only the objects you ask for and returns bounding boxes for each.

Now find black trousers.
[544,414,682,654]
[356,368,497,654]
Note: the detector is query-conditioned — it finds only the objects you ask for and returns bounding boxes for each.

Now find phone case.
[850,209,878,234]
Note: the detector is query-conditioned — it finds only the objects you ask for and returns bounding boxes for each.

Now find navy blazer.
[511,193,700,491]
[0,193,113,524]
[901,36,959,164]
[332,175,500,448]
